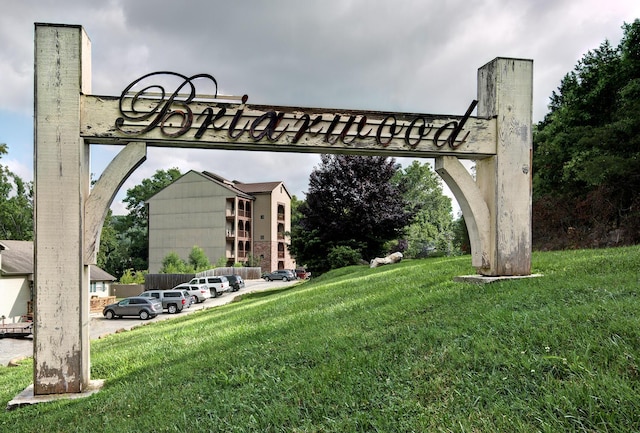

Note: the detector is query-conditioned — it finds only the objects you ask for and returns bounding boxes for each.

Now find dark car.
[224,275,246,292]
[103,297,162,320]
[263,269,296,281]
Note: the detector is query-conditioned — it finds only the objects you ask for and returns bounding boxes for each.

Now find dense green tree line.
[533,20,640,249]
[0,144,32,241]
[391,161,454,258]
[288,155,413,273]
[288,155,457,274]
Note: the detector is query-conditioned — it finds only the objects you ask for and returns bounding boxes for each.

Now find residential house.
[0,240,116,323]
[147,170,295,273]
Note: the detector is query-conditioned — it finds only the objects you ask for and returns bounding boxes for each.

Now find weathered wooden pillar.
[34,23,92,394]
[476,58,533,276]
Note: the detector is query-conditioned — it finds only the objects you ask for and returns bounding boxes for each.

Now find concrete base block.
[6,379,104,411]
[454,274,543,284]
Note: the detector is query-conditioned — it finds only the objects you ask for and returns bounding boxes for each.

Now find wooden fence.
[196,267,263,279]
[144,268,262,291]
[144,274,195,290]
[111,284,145,298]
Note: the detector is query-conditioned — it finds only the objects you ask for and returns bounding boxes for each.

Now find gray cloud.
[1,0,638,213]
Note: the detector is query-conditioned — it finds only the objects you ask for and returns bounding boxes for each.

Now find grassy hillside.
[1,246,639,432]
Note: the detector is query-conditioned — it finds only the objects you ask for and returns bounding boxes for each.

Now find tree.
[392,161,453,257]
[452,215,471,255]
[289,155,413,273]
[290,194,304,226]
[160,251,188,274]
[532,20,640,248]
[327,245,362,269]
[96,210,125,277]
[119,268,147,284]
[188,245,211,272]
[0,144,33,240]
[159,246,213,274]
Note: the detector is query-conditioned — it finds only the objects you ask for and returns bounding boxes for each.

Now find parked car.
[175,283,211,303]
[223,275,246,292]
[139,290,188,314]
[285,269,299,279]
[187,276,231,298]
[296,267,311,280]
[179,289,194,308]
[102,297,162,320]
[263,269,296,281]
[295,267,311,280]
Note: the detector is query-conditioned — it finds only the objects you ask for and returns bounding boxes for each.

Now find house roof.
[234,181,285,194]
[0,240,116,281]
[0,241,32,275]
[89,266,117,282]
[200,171,255,199]
[146,170,291,203]
[201,171,291,198]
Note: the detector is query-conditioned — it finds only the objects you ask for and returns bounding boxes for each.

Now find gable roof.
[89,266,117,282]
[200,171,291,198]
[234,181,283,194]
[200,171,255,199]
[145,170,291,203]
[0,241,32,275]
[0,240,116,281]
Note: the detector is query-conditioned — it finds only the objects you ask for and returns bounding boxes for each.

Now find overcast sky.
[1,0,639,215]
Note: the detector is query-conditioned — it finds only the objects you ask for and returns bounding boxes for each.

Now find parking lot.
[0,279,298,366]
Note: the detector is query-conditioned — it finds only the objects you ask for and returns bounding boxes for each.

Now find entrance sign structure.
[32,24,532,396]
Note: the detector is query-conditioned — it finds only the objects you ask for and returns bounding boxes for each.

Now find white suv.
[188,276,231,298]
[174,283,211,303]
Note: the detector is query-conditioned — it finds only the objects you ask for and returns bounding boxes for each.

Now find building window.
[260,215,265,219]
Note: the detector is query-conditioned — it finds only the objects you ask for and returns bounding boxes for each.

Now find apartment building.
[147,170,295,274]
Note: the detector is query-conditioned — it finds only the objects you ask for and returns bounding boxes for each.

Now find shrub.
[327,245,362,269]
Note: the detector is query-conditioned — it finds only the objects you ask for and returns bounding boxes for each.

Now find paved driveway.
[0,279,297,366]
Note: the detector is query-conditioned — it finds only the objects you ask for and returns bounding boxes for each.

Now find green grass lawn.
[1,246,639,432]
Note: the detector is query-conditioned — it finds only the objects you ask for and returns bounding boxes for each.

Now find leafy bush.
[119,268,147,284]
[327,245,362,269]
[160,251,188,273]
[188,245,211,271]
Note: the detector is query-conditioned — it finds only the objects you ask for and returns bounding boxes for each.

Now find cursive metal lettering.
[115,72,477,151]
